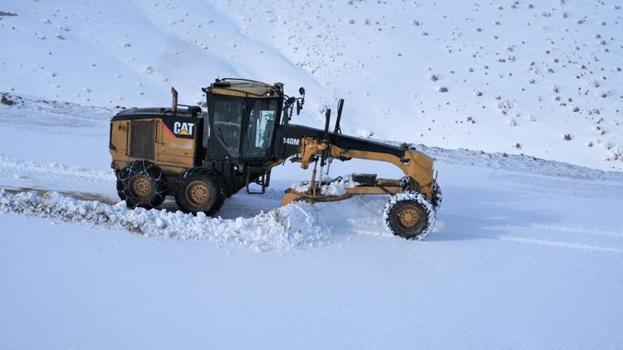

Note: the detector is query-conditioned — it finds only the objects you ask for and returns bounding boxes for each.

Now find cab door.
[241,98,279,160]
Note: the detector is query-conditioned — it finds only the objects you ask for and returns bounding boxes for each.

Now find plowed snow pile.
[0,189,328,251]
[290,175,361,196]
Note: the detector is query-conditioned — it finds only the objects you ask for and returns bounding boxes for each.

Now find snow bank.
[0,189,328,252]
[0,154,114,183]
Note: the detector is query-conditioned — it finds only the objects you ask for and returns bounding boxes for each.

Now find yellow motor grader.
[109,78,441,239]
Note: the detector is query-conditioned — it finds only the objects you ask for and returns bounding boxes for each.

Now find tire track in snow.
[530,224,623,239]
[1,186,116,204]
[499,236,623,254]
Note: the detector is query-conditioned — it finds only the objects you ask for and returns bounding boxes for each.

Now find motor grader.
[109,78,441,239]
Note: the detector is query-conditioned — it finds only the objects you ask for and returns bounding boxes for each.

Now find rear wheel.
[383,191,435,240]
[175,169,225,215]
[116,160,167,209]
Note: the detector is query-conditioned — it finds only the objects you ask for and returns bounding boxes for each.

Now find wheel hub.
[397,205,421,228]
[187,181,211,206]
[130,175,153,199]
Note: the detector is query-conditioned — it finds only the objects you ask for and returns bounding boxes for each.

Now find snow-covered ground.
[1,0,623,348]
[1,85,623,350]
[2,173,623,349]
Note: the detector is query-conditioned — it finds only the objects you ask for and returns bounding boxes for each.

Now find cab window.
[212,96,243,157]
[243,99,278,158]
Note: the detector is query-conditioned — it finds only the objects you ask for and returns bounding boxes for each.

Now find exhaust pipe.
[171,87,178,115]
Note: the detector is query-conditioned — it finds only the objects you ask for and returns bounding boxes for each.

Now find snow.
[1,0,623,348]
[0,190,328,252]
[290,175,361,196]
[2,162,623,349]
[1,0,622,170]
[1,93,623,349]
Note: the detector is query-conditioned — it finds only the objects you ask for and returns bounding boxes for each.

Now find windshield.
[243,99,278,158]
[210,95,279,159]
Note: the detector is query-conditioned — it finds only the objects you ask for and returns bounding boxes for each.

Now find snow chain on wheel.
[174,168,225,216]
[431,181,442,209]
[115,174,126,201]
[116,160,167,209]
[383,191,436,240]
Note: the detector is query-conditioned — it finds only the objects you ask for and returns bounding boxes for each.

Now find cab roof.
[206,78,283,98]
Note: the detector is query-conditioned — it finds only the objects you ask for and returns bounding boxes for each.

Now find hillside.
[1,0,622,170]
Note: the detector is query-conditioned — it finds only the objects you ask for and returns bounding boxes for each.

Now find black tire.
[431,181,442,209]
[174,168,225,215]
[383,191,435,240]
[116,160,167,209]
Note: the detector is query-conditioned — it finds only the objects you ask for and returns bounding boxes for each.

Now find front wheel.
[431,181,442,209]
[383,191,435,240]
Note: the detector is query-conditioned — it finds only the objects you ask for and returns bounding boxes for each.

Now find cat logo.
[173,122,195,136]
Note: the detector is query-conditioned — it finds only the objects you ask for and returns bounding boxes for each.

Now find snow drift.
[0,189,329,252]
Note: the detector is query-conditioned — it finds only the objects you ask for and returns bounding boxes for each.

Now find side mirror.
[299,87,305,96]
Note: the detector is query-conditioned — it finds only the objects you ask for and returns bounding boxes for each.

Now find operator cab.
[203,79,284,162]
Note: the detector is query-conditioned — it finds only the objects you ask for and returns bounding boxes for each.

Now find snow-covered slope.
[1,0,622,169]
